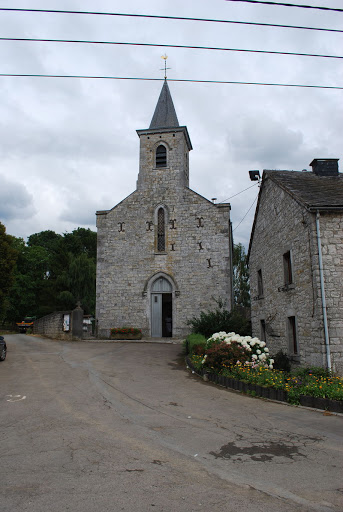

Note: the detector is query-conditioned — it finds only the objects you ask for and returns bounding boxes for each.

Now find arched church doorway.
[151,277,172,337]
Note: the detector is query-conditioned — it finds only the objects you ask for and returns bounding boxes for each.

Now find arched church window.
[156,145,167,168]
[157,208,165,252]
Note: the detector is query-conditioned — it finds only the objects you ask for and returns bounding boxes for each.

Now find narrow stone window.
[257,269,264,298]
[283,251,293,285]
[157,208,165,252]
[288,316,298,354]
[260,319,266,342]
[156,145,167,168]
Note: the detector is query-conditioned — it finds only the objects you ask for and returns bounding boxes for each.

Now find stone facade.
[248,166,343,374]
[96,82,233,339]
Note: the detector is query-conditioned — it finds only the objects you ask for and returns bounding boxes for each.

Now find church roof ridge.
[149,80,179,129]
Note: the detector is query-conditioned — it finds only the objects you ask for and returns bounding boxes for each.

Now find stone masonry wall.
[249,177,328,368]
[33,311,73,341]
[319,213,343,374]
[96,187,232,338]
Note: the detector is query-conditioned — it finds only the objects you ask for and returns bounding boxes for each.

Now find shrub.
[184,333,207,355]
[206,332,274,368]
[187,299,251,338]
[273,350,291,372]
[204,341,250,372]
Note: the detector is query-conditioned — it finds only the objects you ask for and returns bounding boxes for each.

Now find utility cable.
[2,37,342,60]
[0,74,341,89]
[194,183,259,217]
[0,74,341,90]
[0,8,341,34]
[225,0,343,12]
[233,194,259,232]
[219,183,259,205]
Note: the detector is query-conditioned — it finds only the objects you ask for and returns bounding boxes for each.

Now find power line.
[2,37,342,60]
[233,194,259,232]
[0,74,341,90]
[0,8,341,34]
[225,0,343,12]
[219,183,259,204]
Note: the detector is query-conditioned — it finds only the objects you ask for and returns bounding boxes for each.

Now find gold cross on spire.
[160,54,171,80]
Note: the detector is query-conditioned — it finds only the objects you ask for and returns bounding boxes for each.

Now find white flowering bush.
[207,332,274,368]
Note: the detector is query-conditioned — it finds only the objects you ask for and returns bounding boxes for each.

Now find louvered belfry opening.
[156,145,167,168]
[157,208,165,252]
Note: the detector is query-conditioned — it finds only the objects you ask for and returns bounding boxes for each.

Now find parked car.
[0,336,7,361]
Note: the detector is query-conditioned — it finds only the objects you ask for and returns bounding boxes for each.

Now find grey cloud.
[0,174,36,221]
[228,116,304,168]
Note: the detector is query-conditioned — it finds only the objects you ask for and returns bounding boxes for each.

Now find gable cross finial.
[160,54,171,80]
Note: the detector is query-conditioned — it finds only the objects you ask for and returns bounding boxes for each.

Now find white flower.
[269,359,274,364]
[264,348,269,353]
[252,354,258,360]
[251,338,261,343]
[259,341,266,347]
[259,354,266,361]
[256,349,261,355]
[269,364,273,369]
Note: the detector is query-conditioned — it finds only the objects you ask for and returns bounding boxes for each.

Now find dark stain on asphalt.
[210,441,305,462]
[168,354,187,370]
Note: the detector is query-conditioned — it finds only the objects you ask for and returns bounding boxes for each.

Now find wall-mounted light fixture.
[249,170,261,182]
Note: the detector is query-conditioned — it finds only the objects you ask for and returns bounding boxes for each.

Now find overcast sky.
[0,0,342,249]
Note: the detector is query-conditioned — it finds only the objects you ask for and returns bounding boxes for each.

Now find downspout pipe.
[315,210,332,371]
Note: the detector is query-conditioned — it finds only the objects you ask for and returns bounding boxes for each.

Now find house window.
[156,145,167,168]
[260,319,266,341]
[157,208,165,252]
[288,316,298,354]
[257,269,264,298]
[283,251,293,285]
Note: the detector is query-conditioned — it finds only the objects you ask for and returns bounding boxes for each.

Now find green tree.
[5,228,97,321]
[5,242,51,322]
[62,228,97,260]
[233,243,250,308]
[0,222,19,321]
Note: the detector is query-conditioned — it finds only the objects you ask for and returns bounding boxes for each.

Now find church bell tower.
[136,80,192,190]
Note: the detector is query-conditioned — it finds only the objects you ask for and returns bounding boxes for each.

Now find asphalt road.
[1,334,342,512]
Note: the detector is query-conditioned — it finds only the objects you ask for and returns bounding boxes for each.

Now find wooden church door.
[151,277,173,338]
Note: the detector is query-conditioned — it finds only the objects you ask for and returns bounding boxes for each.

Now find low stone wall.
[33,307,84,341]
[33,311,73,340]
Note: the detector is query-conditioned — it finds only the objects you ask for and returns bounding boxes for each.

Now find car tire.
[0,348,6,361]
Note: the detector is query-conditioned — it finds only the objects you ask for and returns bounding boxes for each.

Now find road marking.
[6,394,26,402]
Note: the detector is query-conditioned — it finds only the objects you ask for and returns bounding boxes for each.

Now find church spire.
[149,80,179,129]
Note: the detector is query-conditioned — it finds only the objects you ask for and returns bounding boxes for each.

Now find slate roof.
[265,170,343,210]
[149,80,179,129]
[247,169,343,262]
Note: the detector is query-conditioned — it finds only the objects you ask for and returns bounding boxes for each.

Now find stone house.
[247,159,343,373]
[96,81,233,339]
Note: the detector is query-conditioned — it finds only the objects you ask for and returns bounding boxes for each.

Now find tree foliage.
[4,227,97,322]
[0,223,19,321]
[233,243,250,308]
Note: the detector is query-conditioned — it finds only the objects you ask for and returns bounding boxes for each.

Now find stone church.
[96,81,233,338]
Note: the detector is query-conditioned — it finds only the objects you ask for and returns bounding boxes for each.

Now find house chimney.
[310,158,339,177]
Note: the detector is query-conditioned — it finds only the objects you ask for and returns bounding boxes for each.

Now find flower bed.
[110,327,142,340]
[187,331,343,413]
[187,357,343,412]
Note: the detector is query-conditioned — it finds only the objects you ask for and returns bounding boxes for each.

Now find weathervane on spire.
[160,54,171,80]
